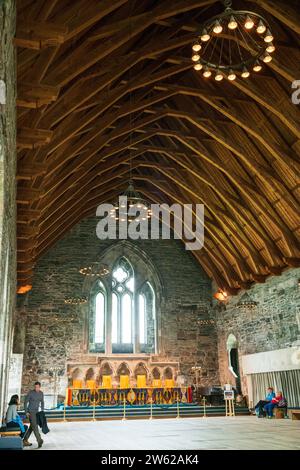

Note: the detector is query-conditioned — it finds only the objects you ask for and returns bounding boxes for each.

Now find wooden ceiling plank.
[254,0,300,34]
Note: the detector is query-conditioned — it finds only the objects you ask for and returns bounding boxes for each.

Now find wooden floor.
[24,416,300,450]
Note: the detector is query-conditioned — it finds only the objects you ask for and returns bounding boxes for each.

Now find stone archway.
[163,367,173,380]
[226,334,241,392]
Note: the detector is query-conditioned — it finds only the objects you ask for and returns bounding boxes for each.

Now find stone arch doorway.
[226,334,241,393]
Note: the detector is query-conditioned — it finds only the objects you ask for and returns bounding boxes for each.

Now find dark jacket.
[24,390,45,413]
[36,411,50,434]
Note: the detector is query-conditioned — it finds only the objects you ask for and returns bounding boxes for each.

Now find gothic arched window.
[138,281,155,353]
[89,256,157,354]
[112,258,134,353]
[89,280,106,353]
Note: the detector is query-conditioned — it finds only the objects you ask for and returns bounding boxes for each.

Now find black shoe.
[23,440,32,447]
[38,439,44,448]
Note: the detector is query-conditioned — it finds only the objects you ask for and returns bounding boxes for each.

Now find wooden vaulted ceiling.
[16,0,300,293]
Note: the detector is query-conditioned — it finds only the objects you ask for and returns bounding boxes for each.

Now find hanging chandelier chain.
[223,0,232,9]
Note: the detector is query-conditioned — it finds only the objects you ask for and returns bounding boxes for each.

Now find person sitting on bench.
[254,387,275,417]
[5,394,28,438]
[264,391,288,419]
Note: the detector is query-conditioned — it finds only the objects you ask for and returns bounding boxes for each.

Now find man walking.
[23,381,44,448]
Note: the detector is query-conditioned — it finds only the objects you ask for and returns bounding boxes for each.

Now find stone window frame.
[82,240,165,357]
[111,256,135,353]
[137,280,156,354]
[89,280,107,353]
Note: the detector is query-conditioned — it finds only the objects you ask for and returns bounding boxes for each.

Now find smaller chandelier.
[192,0,275,81]
[236,292,258,309]
[110,180,152,223]
[64,296,87,305]
[79,263,110,277]
[197,319,215,326]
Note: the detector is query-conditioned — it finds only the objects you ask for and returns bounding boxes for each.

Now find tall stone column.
[0,0,16,420]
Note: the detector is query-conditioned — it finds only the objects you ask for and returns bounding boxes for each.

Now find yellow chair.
[152,379,162,388]
[120,375,130,389]
[72,379,83,389]
[137,375,147,388]
[164,379,175,388]
[102,375,112,389]
[86,380,96,389]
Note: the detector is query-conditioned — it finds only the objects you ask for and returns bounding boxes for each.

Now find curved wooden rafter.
[15,0,300,290]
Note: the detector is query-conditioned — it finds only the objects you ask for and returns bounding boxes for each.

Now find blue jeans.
[264,402,276,417]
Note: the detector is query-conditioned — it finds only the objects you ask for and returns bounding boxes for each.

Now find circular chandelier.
[79,263,110,277]
[110,180,152,223]
[64,296,87,305]
[236,292,258,309]
[191,0,275,81]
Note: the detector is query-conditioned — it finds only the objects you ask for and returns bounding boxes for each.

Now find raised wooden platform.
[45,403,250,422]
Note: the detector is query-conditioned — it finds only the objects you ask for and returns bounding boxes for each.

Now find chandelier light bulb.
[245,15,254,29]
[241,66,250,78]
[192,53,200,62]
[203,67,212,78]
[215,70,223,81]
[192,41,201,52]
[266,42,275,53]
[228,69,236,81]
[256,20,266,34]
[253,61,262,72]
[193,62,203,71]
[201,28,210,42]
[213,20,223,34]
[263,53,272,63]
[228,16,238,30]
[264,29,274,43]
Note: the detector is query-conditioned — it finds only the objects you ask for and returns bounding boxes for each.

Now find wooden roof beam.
[17,127,53,150]
[17,83,59,109]
[17,162,47,181]
[15,20,68,49]
[253,0,300,34]
[43,0,213,87]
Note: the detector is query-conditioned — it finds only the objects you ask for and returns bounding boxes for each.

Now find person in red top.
[264,391,288,418]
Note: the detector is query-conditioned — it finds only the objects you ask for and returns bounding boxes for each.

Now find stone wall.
[0,0,16,419]
[215,268,300,394]
[19,216,219,396]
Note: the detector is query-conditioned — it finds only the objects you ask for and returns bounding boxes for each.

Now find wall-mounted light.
[214,289,228,302]
[17,285,32,294]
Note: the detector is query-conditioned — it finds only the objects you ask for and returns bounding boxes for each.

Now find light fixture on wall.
[79,263,110,277]
[236,292,258,309]
[192,0,275,81]
[64,296,88,305]
[214,289,228,302]
[17,284,32,294]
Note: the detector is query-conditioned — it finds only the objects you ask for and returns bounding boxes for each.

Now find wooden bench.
[0,430,21,437]
[274,407,285,419]
[291,409,300,420]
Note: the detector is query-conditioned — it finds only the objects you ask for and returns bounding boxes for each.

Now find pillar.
[0,0,17,419]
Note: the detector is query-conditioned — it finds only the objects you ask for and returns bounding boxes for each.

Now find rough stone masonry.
[0,0,16,419]
[18,216,219,397]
